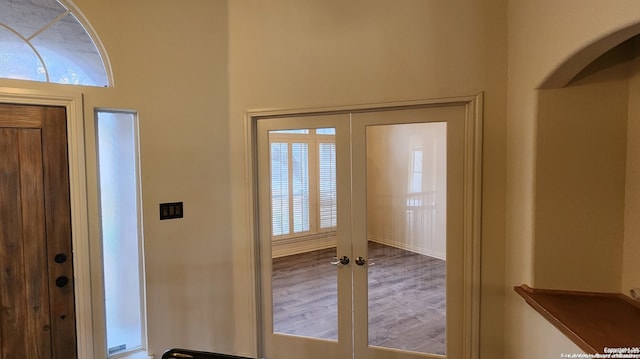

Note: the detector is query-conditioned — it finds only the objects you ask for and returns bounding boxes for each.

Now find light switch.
[160,202,183,220]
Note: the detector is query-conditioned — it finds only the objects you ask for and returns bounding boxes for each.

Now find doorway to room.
[250,96,482,359]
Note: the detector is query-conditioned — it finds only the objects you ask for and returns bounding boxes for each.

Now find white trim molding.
[463,93,483,359]
[244,94,483,359]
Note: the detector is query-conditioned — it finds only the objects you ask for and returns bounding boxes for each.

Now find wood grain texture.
[41,107,76,359]
[0,128,27,359]
[515,285,640,354]
[19,129,52,359]
[0,104,43,128]
[272,246,339,340]
[0,103,76,359]
[272,241,446,355]
[367,242,446,355]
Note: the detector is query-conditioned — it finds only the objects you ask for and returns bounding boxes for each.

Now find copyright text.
[561,348,640,359]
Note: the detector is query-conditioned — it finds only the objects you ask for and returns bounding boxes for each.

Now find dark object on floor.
[162,348,254,359]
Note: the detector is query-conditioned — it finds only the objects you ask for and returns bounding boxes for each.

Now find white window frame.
[0,0,113,86]
[408,145,424,194]
[94,109,148,359]
[0,87,97,358]
[269,129,336,240]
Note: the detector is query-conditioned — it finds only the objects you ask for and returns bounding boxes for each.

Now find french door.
[254,98,481,359]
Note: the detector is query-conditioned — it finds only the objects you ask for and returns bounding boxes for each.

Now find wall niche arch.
[533,24,640,296]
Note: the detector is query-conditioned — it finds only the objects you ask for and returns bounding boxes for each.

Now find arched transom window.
[0,0,110,87]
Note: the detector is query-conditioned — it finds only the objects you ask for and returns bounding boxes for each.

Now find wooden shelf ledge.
[514,285,640,354]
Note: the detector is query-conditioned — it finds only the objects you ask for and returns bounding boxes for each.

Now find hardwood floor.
[272,241,446,355]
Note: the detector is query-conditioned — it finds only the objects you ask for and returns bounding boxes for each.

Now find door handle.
[55,276,69,288]
[355,257,375,266]
[54,253,67,263]
[331,256,350,265]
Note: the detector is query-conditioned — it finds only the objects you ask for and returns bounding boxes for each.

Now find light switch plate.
[160,202,183,220]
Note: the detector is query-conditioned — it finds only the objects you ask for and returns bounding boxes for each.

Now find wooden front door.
[0,103,77,359]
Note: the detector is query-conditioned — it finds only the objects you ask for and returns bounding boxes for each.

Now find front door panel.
[0,103,76,359]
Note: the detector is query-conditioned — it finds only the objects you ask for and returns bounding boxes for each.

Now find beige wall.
[10,0,640,357]
[82,1,234,355]
[507,1,640,358]
[87,2,234,355]
[0,0,510,357]
[229,0,507,357]
[534,39,640,294]
[0,0,234,356]
[534,81,627,292]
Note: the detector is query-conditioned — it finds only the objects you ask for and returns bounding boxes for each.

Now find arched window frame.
[0,0,113,87]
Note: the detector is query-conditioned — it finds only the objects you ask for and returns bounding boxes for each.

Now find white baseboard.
[369,236,446,260]
[272,233,337,258]
[271,234,445,260]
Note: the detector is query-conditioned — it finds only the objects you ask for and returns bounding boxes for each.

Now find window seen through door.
[269,128,337,238]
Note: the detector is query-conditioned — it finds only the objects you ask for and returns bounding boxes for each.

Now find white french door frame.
[244,94,483,359]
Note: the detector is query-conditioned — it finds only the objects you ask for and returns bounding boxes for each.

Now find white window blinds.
[318,142,337,229]
[270,143,289,236]
[269,129,336,238]
[291,143,310,233]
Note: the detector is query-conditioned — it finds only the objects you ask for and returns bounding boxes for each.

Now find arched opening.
[533,23,640,296]
[539,22,640,89]
[0,0,112,87]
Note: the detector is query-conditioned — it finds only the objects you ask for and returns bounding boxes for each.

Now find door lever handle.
[355,257,375,266]
[331,256,350,265]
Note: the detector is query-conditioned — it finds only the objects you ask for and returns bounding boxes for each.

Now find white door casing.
[0,87,94,358]
[247,95,482,359]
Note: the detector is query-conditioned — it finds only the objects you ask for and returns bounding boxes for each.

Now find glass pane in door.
[366,122,447,355]
[270,128,339,341]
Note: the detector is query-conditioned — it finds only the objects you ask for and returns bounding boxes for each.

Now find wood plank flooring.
[272,241,446,355]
